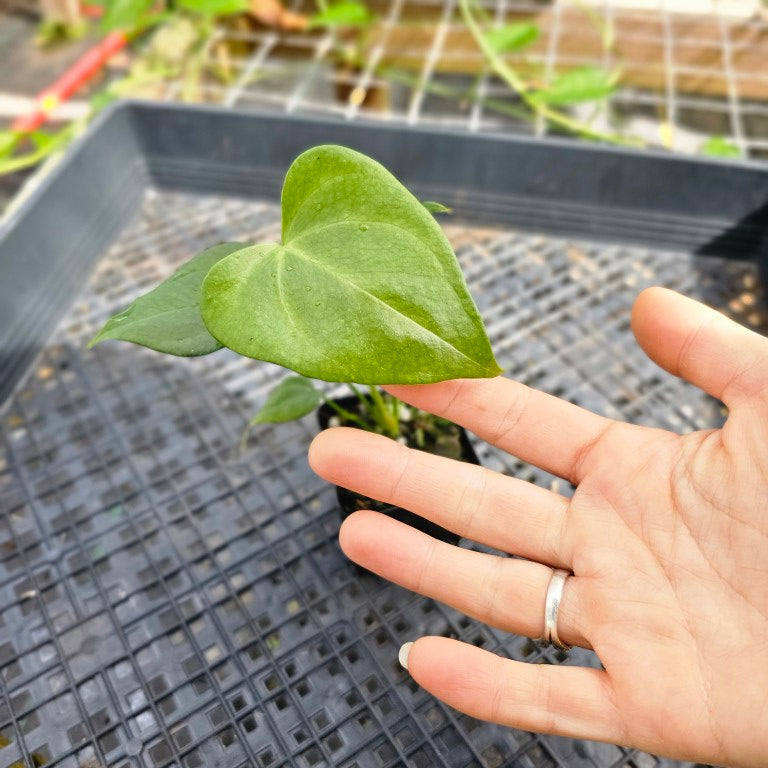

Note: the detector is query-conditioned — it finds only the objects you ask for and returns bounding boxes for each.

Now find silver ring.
[543,568,572,650]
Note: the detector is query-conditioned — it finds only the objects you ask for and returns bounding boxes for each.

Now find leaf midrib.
[290,218,464,299]
[282,242,490,373]
[98,303,200,331]
[283,168,363,242]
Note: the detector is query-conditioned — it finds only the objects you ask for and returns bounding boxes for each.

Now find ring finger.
[340,510,591,649]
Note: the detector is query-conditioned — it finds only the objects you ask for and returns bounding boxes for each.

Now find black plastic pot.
[317,394,481,544]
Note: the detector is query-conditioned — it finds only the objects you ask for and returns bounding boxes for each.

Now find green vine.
[457,0,642,146]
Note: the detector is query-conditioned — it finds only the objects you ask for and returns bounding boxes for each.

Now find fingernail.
[398,642,414,670]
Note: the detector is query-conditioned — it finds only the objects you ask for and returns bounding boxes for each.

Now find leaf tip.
[87,328,107,349]
[422,200,453,215]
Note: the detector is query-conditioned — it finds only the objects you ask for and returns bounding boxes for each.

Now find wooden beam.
[361,8,768,100]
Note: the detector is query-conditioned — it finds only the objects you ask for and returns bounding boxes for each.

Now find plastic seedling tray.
[1,102,767,768]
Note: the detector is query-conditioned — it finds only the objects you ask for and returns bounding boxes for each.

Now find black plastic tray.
[1,101,767,768]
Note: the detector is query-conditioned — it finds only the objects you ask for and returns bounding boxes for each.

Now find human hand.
[309,287,768,768]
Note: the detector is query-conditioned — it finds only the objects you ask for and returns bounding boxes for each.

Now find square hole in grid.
[240,708,260,736]
[372,737,399,767]
[475,94,538,135]
[520,739,560,768]
[417,700,448,734]
[743,108,768,140]
[406,742,441,768]
[676,103,732,135]
[434,722,474,760]
[624,752,660,768]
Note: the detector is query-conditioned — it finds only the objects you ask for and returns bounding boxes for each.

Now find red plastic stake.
[11,30,128,133]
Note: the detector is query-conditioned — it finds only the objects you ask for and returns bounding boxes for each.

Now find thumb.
[631,287,768,407]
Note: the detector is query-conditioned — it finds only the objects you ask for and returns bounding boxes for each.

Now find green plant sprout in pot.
[90,145,502,541]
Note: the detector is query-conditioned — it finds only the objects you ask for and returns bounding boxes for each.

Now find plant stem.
[458,0,642,147]
[323,396,372,430]
[570,0,614,52]
[348,382,372,410]
[367,385,400,439]
[382,66,532,124]
[0,121,80,175]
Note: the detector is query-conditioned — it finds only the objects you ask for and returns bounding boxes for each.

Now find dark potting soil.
[317,393,481,544]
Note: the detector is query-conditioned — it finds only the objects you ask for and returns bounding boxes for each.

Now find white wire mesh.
[151,0,768,158]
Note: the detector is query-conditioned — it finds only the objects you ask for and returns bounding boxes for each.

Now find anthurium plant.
[90,145,501,443]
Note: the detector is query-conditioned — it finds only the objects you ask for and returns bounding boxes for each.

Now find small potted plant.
[90,144,502,540]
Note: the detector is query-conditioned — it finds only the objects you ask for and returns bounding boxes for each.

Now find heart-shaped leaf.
[532,66,617,105]
[250,376,324,424]
[100,0,153,30]
[89,242,246,355]
[177,0,248,16]
[201,145,502,384]
[485,22,539,54]
[308,0,372,27]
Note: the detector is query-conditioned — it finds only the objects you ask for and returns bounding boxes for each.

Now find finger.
[339,511,589,648]
[631,286,768,406]
[383,377,619,484]
[401,637,622,744]
[310,427,571,567]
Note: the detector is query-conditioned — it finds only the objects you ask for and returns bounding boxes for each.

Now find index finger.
[385,378,619,484]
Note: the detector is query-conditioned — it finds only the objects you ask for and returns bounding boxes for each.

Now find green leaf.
[250,376,324,424]
[701,135,741,159]
[176,0,248,16]
[201,145,502,384]
[308,0,372,28]
[90,89,120,112]
[90,242,246,355]
[532,66,616,105]
[29,131,57,151]
[100,0,154,30]
[484,22,539,54]
[422,200,452,215]
[0,131,20,158]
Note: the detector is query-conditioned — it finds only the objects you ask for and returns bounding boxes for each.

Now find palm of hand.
[571,419,768,765]
[310,288,768,768]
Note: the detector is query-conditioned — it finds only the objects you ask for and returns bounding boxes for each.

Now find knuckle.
[488,658,508,722]
[437,378,471,419]
[569,420,614,484]
[533,666,557,733]
[489,385,532,445]
[414,536,438,595]
[386,443,413,502]
[453,465,490,539]
[481,557,508,630]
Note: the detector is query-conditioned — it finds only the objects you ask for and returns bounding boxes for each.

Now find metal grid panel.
[2,0,768,227]
[1,186,764,767]
[3,1,768,217]
[155,0,768,158]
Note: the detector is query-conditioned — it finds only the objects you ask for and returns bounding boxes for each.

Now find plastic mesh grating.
[1,188,765,768]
